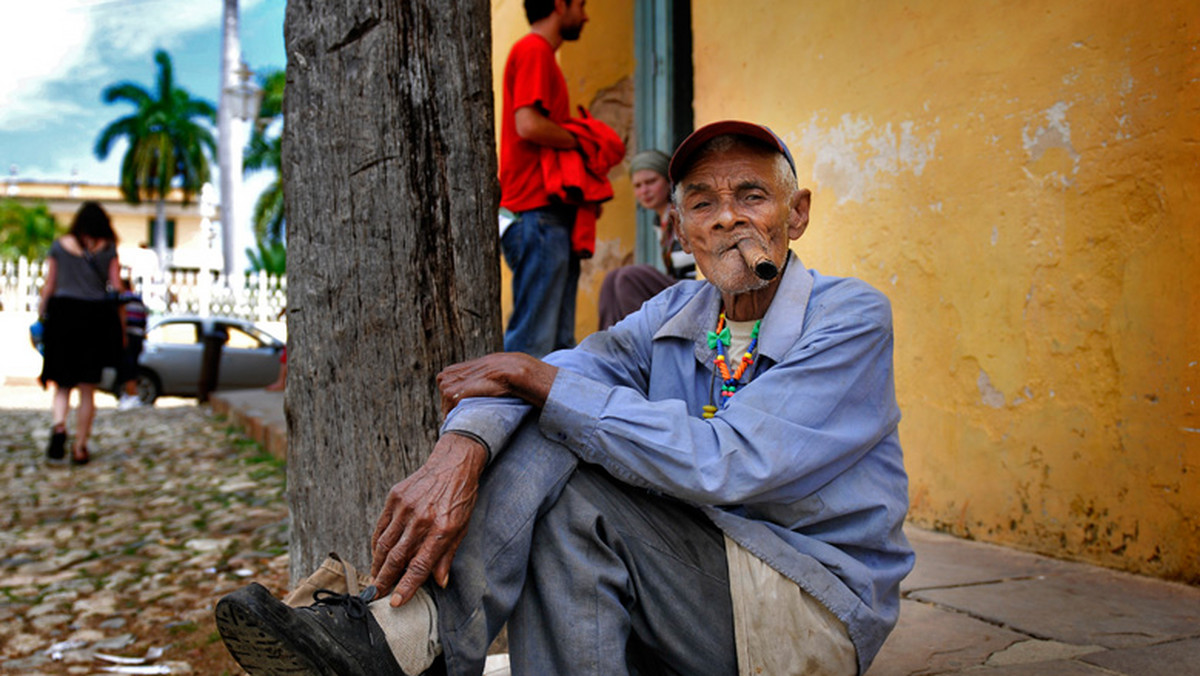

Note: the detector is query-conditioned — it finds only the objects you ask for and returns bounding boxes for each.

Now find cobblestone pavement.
[1,387,290,675]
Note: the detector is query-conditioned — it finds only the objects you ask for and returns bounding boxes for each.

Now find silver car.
[136,316,285,404]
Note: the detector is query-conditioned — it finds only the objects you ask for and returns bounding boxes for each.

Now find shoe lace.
[307,586,378,619]
[304,585,380,645]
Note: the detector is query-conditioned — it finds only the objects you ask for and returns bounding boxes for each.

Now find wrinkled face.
[674,143,809,296]
[631,169,670,212]
[560,0,588,41]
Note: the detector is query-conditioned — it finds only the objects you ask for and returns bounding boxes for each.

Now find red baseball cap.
[668,120,797,184]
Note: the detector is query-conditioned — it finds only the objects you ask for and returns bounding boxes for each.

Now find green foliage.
[245,68,286,243]
[0,200,61,262]
[95,50,217,208]
[245,238,286,275]
[254,68,286,122]
[249,161,283,242]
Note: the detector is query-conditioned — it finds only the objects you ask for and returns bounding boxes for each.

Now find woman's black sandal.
[46,427,67,464]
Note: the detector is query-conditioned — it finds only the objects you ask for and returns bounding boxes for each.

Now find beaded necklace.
[703,312,762,419]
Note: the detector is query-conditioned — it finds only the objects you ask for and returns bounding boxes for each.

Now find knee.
[480,421,580,494]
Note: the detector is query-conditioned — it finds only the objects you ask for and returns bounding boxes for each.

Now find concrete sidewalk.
[213,388,1200,675]
[872,528,1200,675]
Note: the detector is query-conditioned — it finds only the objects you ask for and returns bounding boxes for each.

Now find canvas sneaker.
[284,552,374,608]
[118,394,142,411]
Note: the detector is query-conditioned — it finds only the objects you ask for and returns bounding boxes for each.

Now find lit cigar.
[735,240,779,280]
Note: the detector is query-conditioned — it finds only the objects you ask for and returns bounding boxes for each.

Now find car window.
[241,325,279,345]
[225,326,264,349]
[151,322,200,345]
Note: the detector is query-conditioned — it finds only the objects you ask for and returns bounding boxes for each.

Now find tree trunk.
[282,0,500,582]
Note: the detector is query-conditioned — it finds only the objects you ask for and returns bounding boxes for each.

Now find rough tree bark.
[282,0,500,582]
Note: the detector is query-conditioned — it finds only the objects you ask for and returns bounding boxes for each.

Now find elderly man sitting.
[215,120,913,676]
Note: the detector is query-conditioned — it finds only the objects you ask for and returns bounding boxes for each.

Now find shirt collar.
[654,251,814,365]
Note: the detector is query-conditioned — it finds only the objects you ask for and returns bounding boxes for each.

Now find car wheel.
[137,368,162,405]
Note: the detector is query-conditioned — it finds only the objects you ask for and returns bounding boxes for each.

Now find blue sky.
[0,0,286,187]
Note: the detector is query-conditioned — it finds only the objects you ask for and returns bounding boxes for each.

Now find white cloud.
[92,2,220,57]
[0,0,265,129]
[0,1,93,128]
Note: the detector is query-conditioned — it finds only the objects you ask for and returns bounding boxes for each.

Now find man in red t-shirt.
[499,0,589,358]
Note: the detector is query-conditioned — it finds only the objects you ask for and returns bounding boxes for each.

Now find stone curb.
[210,389,288,461]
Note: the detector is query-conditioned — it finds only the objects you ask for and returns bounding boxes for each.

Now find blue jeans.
[432,420,736,676]
[501,205,580,358]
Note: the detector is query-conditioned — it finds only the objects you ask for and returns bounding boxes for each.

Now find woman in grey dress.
[38,201,124,465]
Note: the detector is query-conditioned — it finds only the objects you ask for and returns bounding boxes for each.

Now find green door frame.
[634,0,692,266]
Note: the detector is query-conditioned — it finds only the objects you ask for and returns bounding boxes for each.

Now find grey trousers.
[431,419,737,676]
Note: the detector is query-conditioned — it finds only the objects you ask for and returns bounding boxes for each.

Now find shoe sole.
[215,593,331,676]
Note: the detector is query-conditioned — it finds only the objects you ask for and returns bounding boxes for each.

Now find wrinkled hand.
[370,353,555,606]
[437,352,557,417]
[370,433,488,607]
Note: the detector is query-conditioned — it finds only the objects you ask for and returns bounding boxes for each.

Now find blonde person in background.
[597,149,696,329]
[38,201,124,465]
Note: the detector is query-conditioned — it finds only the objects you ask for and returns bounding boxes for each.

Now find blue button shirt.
[444,253,913,673]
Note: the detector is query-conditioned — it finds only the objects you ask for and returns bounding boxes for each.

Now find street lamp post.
[217,0,263,282]
[228,62,264,121]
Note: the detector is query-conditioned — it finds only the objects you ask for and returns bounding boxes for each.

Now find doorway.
[634,0,693,266]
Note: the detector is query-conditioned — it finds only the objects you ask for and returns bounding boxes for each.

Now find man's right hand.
[369,433,488,607]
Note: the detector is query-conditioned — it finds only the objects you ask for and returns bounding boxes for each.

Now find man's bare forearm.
[514,106,577,149]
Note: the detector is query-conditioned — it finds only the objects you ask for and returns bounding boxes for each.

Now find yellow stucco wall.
[491,0,638,343]
[693,0,1199,581]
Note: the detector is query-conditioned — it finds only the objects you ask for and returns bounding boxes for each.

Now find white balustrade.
[0,256,286,322]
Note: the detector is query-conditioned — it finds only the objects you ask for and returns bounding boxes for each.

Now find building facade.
[4,177,216,276]
[490,0,1200,582]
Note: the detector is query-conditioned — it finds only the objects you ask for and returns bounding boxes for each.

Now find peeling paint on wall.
[977,370,1006,409]
[789,114,939,205]
[588,77,634,162]
[1022,101,1080,182]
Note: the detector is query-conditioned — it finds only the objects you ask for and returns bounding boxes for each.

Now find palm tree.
[244,68,285,244]
[94,50,217,270]
[245,238,286,275]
